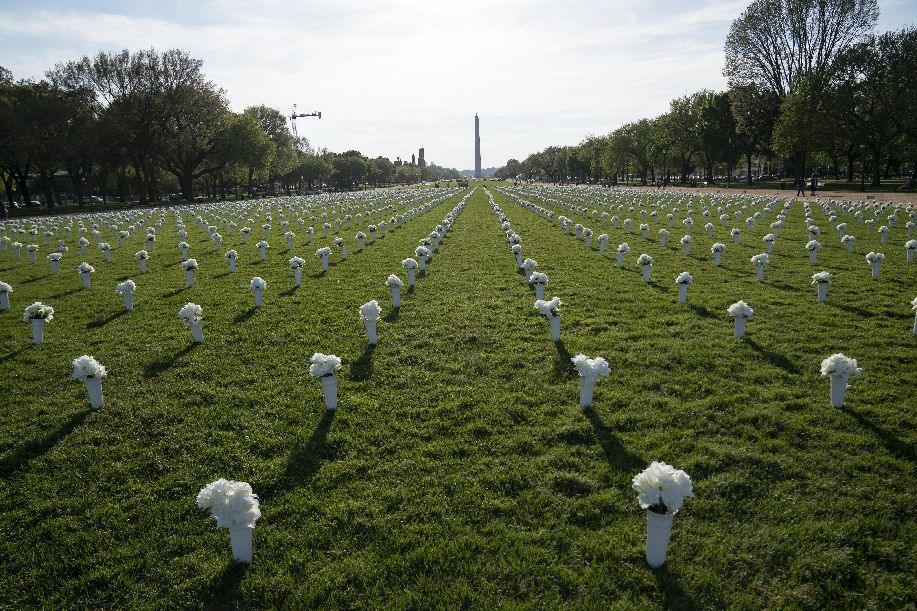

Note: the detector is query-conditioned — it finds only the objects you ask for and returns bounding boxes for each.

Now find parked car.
[27,200,42,208]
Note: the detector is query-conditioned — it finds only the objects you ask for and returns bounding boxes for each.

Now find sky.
[0,0,913,170]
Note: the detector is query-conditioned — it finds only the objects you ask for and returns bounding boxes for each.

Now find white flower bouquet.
[284,231,295,249]
[529,271,549,300]
[72,354,107,409]
[811,271,832,301]
[179,302,204,343]
[225,249,238,272]
[637,254,653,282]
[521,257,538,280]
[906,239,917,264]
[197,478,261,563]
[633,461,695,568]
[289,256,305,269]
[658,229,669,247]
[727,300,753,337]
[310,352,342,410]
[911,296,917,336]
[750,253,768,281]
[316,246,332,272]
[0,281,11,311]
[865,251,884,279]
[24,301,54,344]
[256,240,270,260]
[387,273,404,307]
[571,354,610,408]
[535,296,562,341]
[598,233,609,255]
[181,258,198,270]
[820,353,863,407]
[680,234,692,255]
[415,246,431,272]
[841,234,855,252]
[250,276,267,306]
[360,299,382,344]
[116,279,137,310]
[78,262,95,288]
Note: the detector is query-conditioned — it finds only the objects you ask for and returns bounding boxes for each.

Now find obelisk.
[474,114,482,179]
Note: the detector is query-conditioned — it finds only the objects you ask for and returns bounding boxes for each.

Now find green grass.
[1,186,915,609]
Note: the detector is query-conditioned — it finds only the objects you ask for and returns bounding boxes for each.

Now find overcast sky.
[0,0,912,170]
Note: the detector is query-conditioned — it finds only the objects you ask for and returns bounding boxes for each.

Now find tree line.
[496,0,916,189]
[0,49,461,215]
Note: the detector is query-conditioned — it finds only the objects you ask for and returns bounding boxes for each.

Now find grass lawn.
[1,186,915,609]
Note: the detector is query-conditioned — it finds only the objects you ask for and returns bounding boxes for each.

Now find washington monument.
[474,114,482,179]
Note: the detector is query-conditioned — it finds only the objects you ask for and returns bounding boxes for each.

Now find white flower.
[309,352,342,378]
[356,231,366,240]
[135,250,149,260]
[23,302,54,322]
[632,461,695,514]
[911,296,917,311]
[250,276,266,290]
[72,355,107,381]
[257,240,269,249]
[0,281,12,293]
[47,252,63,262]
[731,228,740,235]
[178,302,203,325]
[617,243,630,253]
[675,271,693,285]
[360,299,382,321]
[865,251,885,263]
[763,233,775,242]
[78,262,95,273]
[906,240,917,250]
[511,244,522,254]
[727,300,754,319]
[751,253,768,266]
[181,258,198,271]
[529,272,548,285]
[178,241,189,249]
[402,257,417,269]
[289,256,305,269]
[116,280,136,294]
[522,257,538,271]
[637,253,653,266]
[225,249,238,259]
[571,354,610,380]
[196,479,261,529]
[820,353,863,377]
[26,244,38,252]
[879,225,889,234]
[806,240,821,251]
[386,274,403,287]
[680,235,692,245]
[598,233,609,243]
[711,242,726,253]
[811,271,832,284]
[315,246,331,257]
[841,234,855,243]
[658,229,669,238]
[534,297,562,317]
[415,246,431,258]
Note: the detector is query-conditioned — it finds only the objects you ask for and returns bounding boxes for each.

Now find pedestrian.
[810,172,818,196]
[796,177,805,197]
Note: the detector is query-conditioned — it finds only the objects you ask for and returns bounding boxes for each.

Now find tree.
[243,105,295,193]
[724,0,879,99]
[730,84,780,182]
[221,113,273,196]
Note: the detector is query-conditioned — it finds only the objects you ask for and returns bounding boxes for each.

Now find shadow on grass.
[48,287,82,300]
[86,309,129,329]
[21,274,51,284]
[233,307,258,324]
[283,410,335,487]
[162,286,189,298]
[0,345,31,363]
[0,410,90,478]
[281,285,299,297]
[841,406,916,463]
[653,563,694,610]
[213,271,233,279]
[349,344,376,381]
[687,303,718,319]
[583,408,643,473]
[202,560,247,610]
[744,338,800,374]
[826,301,872,318]
[406,284,415,295]
[311,270,327,279]
[553,340,576,379]
[143,344,197,378]
[383,307,400,323]
[769,282,803,293]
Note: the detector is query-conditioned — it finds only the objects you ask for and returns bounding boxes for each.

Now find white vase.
[418,258,426,272]
[755,266,764,282]
[846,242,854,253]
[51,261,59,274]
[365,319,378,345]
[912,313,917,336]
[641,265,651,283]
[407,268,415,286]
[294,268,302,287]
[320,375,338,411]
[870,261,880,279]
[191,320,204,344]
[146,240,154,250]
[678,284,688,303]
[358,238,365,251]
[180,247,188,259]
[243,233,249,243]
[881,234,888,244]
[259,248,267,261]
[660,235,668,247]
[321,255,329,272]
[140,260,148,274]
[29,251,37,264]
[550,315,560,342]
[286,237,293,249]
[0,292,8,310]
[341,246,347,260]
[85,377,103,409]
[82,273,91,288]
[766,242,774,253]
[907,249,914,263]
[713,252,721,266]
[254,288,263,307]
[682,245,690,256]
[830,374,848,407]
[733,234,740,244]
[599,243,607,256]
[214,239,221,251]
[809,251,817,264]
[103,250,111,262]
[123,291,134,311]
[534,284,545,300]
[31,318,44,344]
[817,283,828,302]
[228,259,236,272]
[579,378,596,409]
[734,317,747,338]
[392,285,401,308]
[229,526,253,563]
[584,236,592,249]
[646,510,675,569]
[186,270,194,287]
[616,252,624,268]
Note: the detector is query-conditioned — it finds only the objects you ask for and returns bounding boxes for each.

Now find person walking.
[796,177,805,197]
[810,172,818,196]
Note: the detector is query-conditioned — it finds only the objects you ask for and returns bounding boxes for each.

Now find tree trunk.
[746,153,753,184]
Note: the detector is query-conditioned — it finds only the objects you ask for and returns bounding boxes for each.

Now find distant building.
[411,153,416,166]
[418,147,425,168]
[474,114,482,179]
[394,157,403,167]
